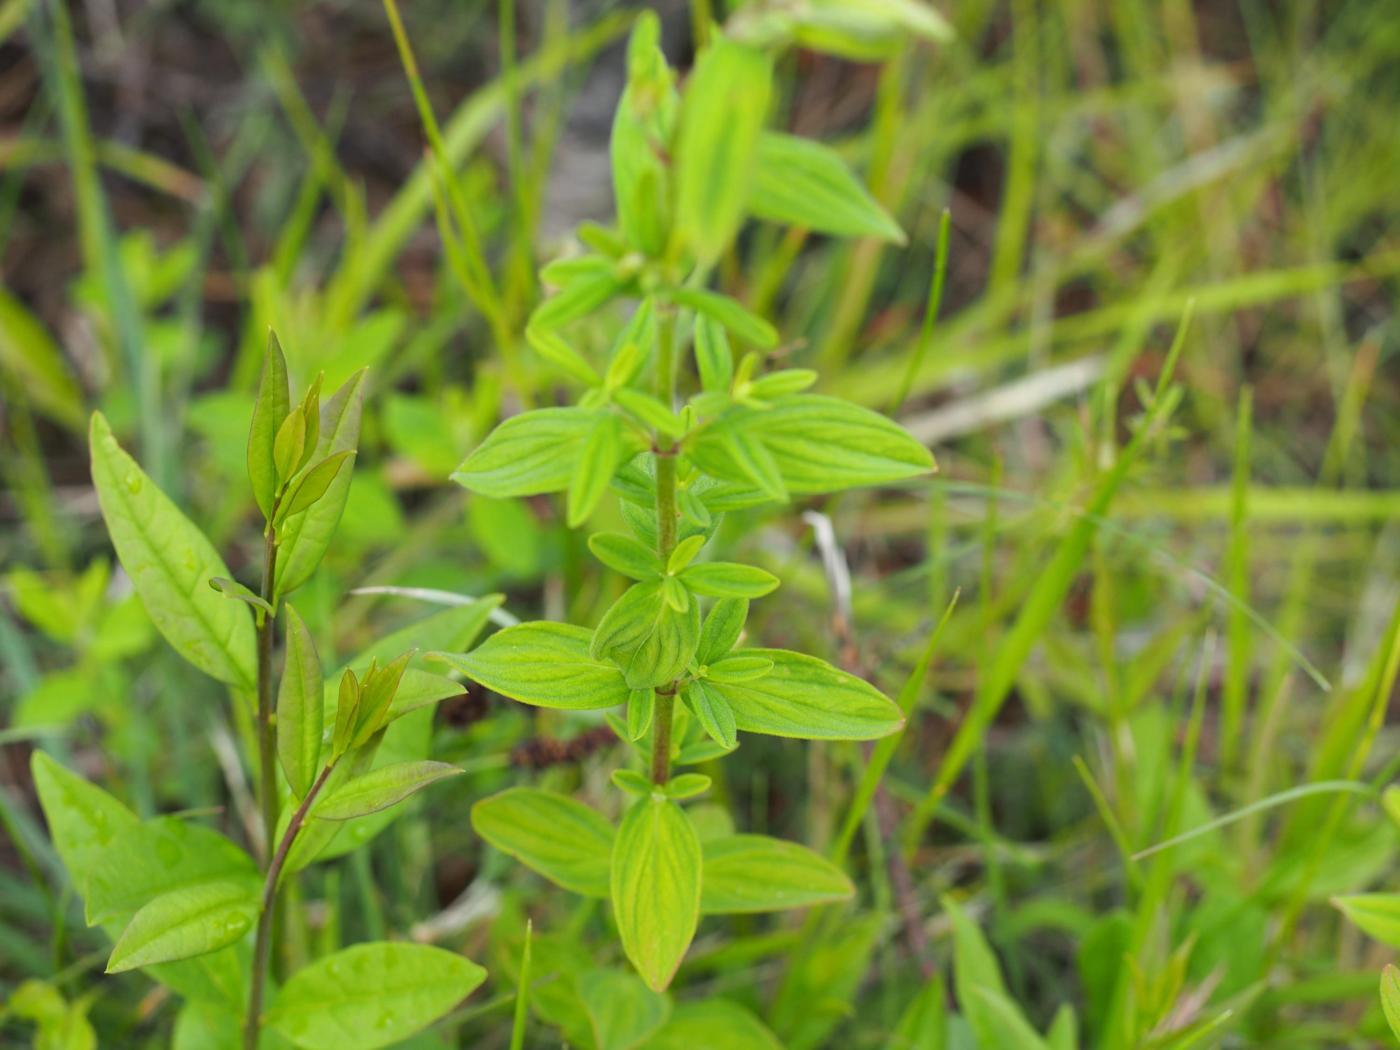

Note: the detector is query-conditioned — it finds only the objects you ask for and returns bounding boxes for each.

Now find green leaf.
[1381,966,1400,1042]
[273,408,308,487]
[611,795,701,991]
[692,395,933,498]
[313,760,461,821]
[697,599,748,665]
[680,562,778,599]
[628,688,656,741]
[590,532,663,580]
[669,288,777,349]
[568,413,626,527]
[274,368,367,600]
[384,669,465,720]
[265,942,486,1050]
[280,450,355,520]
[90,412,256,688]
[666,289,778,351]
[1334,894,1400,949]
[527,325,600,386]
[750,132,904,242]
[331,669,361,760]
[579,969,672,1050]
[472,787,615,898]
[247,333,290,519]
[30,751,139,888]
[747,368,818,399]
[453,407,610,498]
[705,654,772,682]
[611,12,677,257]
[278,604,324,799]
[943,894,1049,1050]
[892,974,947,1050]
[707,649,903,740]
[716,425,787,501]
[663,773,711,800]
[106,879,260,974]
[85,817,258,928]
[700,834,853,914]
[532,270,626,330]
[207,577,273,619]
[592,580,702,689]
[613,769,655,796]
[434,622,630,710]
[693,315,733,394]
[349,650,414,749]
[686,680,737,750]
[173,1001,242,1050]
[1046,1005,1077,1050]
[787,0,953,62]
[666,534,706,574]
[637,1000,784,1050]
[661,576,690,613]
[672,36,773,263]
[613,387,684,438]
[0,287,84,429]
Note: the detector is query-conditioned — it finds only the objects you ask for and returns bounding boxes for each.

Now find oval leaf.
[85,816,258,928]
[265,942,486,1050]
[90,412,256,688]
[750,132,905,242]
[106,879,260,974]
[434,622,630,710]
[472,787,615,898]
[591,581,701,690]
[1335,894,1400,949]
[248,334,290,519]
[700,834,854,914]
[707,649,903,740]
[312,761,461,821]
[673,36,773,263]
[612,796,701,991]
[692,395,933,498]
[680,562,779,599]
[278,604,324,799]
[452,407,602,499]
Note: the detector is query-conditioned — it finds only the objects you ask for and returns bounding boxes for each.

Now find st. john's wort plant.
[435,10,940,995]
[32,347,494,1048]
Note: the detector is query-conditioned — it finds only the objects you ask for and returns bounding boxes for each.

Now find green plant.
[435,8,941,1003]
[29,350,494,1048]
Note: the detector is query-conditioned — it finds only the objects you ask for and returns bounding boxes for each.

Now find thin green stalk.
[889,208,951,415]
[244,761,336,1050]
[650,308,679,784]
[255,526,280,865]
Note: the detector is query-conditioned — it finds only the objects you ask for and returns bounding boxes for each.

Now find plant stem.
[255,524,280,865]
[243,761,335,1050]
[650,690,675,784]
[651,307,679,784]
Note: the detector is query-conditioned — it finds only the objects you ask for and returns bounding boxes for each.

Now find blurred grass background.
[2,0,1400,1045]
